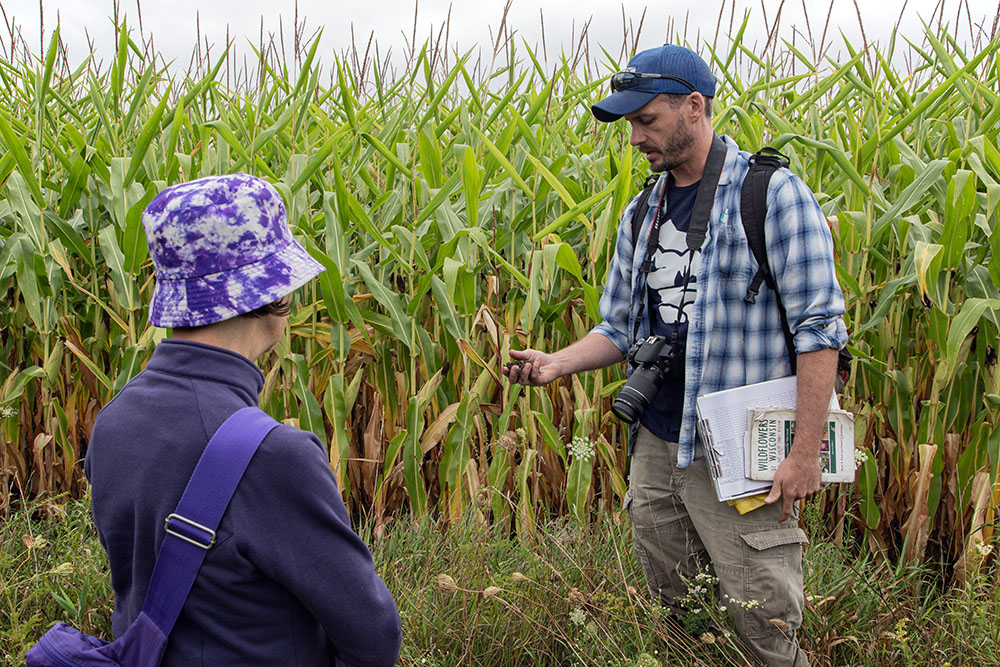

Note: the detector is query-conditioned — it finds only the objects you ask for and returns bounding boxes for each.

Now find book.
[746,408,855,482]
[697,377,804,501]
[696,376,842,502]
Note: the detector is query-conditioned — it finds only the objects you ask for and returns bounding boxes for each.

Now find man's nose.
[629,124,643,146]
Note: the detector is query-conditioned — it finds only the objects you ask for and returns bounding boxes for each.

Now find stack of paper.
[695,376,846,502]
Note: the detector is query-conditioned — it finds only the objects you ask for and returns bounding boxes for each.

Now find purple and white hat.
[143,173,325,328]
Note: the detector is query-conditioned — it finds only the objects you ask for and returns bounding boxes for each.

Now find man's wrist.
[787,439,821,461]
[545,350,570,379]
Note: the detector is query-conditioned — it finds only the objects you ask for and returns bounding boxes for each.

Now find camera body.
[611,335,677,424]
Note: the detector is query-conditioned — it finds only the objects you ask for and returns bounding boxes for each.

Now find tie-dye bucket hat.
[143,173,325,328]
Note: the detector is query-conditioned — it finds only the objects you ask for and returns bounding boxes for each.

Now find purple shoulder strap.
[140,407,279,636]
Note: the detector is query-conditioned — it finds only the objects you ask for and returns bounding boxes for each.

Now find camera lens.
[611,386,648,423]
[611,366,666,423]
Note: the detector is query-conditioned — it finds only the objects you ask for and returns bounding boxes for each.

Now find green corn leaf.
[98,225,138,311]
[111,345,146,395]
[324,372,352,497]
[292,30,324,98]
[0,112,45,207]
[203,119,252,166]
[290,136,336,194]
[416,126,443,189]
[516,448,538,535]
[123,184,158,274]
[461,146,482,226]
[12,237,46,330]
[64,339,113,394]
[123,87,172,187]
[947,299,1000,374]
[354,261,415,351]
[470,125,531,195]
[0,366,47,404]
[913,241,947,312]
[360,132,413,179]
[252,104,296,154]
[43,211,93,268]
[533,184,616,239]
[37,25,60,113]
[872,159,949,241]
[402,397,428,515]
[291,354,327,444]
[430,275,466,341]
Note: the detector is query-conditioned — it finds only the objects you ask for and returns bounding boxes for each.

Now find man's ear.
[687,92,706,121]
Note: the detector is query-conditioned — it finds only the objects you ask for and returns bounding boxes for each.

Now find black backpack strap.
[741,147,797,372]
[630,173,661,247]
[627,174,660,343]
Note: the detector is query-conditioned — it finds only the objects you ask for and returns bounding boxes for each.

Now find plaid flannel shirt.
[592,135,848,468]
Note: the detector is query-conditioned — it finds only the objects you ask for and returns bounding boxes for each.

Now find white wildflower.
[569,436,595,463]
[569,608,586,626]
[854,448,870,466]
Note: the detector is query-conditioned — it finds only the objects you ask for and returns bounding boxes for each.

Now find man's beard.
[644,115,696,173]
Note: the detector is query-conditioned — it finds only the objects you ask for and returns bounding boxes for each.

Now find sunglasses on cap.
[610,71,697,93]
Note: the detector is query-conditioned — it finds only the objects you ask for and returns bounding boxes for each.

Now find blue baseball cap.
[592,45,716,123]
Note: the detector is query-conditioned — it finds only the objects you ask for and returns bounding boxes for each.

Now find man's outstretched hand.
[502,348,561,386]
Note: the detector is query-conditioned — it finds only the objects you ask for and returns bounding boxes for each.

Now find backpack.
[25,407,279,667]
[629,147,852,388]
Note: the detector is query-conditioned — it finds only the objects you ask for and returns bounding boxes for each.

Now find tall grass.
[1,4,999,580]
[3,495,998,666]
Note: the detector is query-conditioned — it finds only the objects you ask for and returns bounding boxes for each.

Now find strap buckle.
[749,148,790,170]
[164,513,216,550]
[744,288,759,304]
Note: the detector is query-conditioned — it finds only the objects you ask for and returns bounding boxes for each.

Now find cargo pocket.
[741,527,809,551]
[736,526,808,639]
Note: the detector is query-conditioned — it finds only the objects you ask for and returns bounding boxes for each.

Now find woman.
[85,174,401,666]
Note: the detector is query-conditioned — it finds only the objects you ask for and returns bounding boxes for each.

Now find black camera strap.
[631,134,728,343]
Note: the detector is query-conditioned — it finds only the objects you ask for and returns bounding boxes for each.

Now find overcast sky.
[0,0,996,77]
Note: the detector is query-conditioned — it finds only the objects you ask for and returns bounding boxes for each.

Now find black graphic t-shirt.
[638,175,701,442]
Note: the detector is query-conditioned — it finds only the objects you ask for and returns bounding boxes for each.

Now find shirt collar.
[146,339,266,397]
[717,134,739,187]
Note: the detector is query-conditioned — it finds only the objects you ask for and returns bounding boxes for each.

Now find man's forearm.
[549,333,625,378]
[791,347,839,456]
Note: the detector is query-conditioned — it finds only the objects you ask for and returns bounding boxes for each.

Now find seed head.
[483,586,502,598]
[511,571,529,583]
[50,562,75,576]
[22,534,48,550]
[437,574,458,593]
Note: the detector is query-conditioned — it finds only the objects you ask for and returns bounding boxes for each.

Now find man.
[85,174,401,666]
[504,45,847,665]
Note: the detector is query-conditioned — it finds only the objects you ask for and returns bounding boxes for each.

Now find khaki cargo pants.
[625,426,810,666]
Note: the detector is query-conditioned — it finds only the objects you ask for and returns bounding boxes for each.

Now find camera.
[611,335,677,424]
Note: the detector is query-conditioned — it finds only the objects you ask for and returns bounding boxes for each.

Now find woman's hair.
[243,297,291,318]
[173,297,291,332]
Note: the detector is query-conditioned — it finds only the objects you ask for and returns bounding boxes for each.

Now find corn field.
[2,8,1000,581]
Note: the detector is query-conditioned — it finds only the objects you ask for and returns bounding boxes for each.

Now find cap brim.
[591,89,658,122]
[149,238,325,328]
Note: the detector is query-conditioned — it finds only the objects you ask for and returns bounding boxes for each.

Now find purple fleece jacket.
[85,339,401,666]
